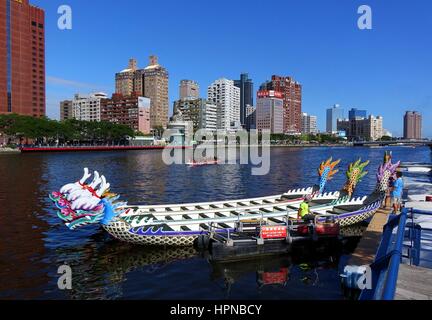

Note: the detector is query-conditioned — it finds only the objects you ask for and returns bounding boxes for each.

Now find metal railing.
[359,208,407,300]
[405,208,432,266]
[359,207,432,300]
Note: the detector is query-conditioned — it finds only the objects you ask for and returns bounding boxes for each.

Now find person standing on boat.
[390,171,404,214]
[298,197,315,222]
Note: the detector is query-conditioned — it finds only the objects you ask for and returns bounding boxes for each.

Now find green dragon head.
[342,159,370,197]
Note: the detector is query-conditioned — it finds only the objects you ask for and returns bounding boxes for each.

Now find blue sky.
[33,0,431,137]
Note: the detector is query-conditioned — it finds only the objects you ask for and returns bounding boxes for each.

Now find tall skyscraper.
[207,78,240,130]
[234,73,253,128]
[115,58,137,96]
[0,0,45,117]
[404,111,422,140]
[143,56,169,129]
[179,80,199,100]
[256,90,284,134]
[115,56,169,129]
[348,108,367,120]
[326,104,344,133]
[260,76,302,134]
[301,113,318,135]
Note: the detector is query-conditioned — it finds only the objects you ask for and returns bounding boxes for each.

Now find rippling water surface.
[0,146,430,299]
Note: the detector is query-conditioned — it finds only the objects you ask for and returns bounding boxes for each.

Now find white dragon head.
[49,168,127,230]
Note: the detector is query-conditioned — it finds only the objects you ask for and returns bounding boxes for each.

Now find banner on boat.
[261,226,287,239]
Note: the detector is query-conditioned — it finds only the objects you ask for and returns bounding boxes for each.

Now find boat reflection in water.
[53,235,199,299]
[208,224,366,299]
[52,224,366,300]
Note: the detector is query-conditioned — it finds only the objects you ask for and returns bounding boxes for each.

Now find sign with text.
[261,226,287,239]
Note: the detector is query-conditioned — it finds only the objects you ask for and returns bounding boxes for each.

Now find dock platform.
[348,208,391,266]
[395,264,432,300]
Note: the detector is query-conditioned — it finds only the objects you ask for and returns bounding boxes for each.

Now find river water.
[0,146,430,299]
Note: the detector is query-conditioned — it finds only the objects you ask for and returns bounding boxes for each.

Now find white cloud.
[46,76,110,92]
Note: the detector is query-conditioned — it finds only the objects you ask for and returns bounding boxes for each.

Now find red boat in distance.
[186,158,220,167]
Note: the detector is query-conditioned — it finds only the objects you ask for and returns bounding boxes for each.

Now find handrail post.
[359,208,408,300]
[381,208,407,300]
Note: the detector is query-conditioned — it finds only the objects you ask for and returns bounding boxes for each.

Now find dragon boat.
[186,159,221,167]
[49,156,400,246]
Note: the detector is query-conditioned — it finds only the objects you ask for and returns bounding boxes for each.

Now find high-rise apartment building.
[101,93,150,132]
[115,58,138,96]
[207,78,240,130]
[256,90,284,134]
[260,76,302,134]
[60,100,73,121]
[142,56,169,129]
[173,98,217,132]
[138,97,151,134]
[115,56,169,129]
[326,104,344,133]
[337,115,383,141]
[234,73,254,128]
[0,0,45,117]
[179,80,199,100]
[301,113,318,135]
[72,92,107,122]
[404,111,422,140]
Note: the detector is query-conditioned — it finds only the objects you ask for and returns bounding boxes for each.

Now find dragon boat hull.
[101,195,381,246]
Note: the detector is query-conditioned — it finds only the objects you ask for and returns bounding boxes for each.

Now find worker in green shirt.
[298,197,316,222]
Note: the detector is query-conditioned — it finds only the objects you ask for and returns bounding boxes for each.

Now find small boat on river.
[186,159,221,167]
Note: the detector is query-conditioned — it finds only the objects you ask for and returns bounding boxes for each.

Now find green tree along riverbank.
[269,133,345,144]
[0,114,135,147]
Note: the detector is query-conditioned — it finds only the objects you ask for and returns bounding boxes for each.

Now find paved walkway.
[395,264,432,300]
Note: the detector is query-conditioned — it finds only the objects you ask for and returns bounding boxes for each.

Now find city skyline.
[32,0,432,137]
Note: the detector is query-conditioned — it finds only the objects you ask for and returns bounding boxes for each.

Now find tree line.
[0,114,136,146]
[270,133,345,144]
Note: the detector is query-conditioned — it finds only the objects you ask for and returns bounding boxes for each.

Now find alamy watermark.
[58,5,72,30]
[55,5,372,31]
[358,5,372,30]
[57,264,72,290]
[162,126,271,176]
[343,265,372,290]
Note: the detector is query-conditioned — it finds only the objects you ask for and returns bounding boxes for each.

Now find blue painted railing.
[359,208,407,300]
[405,209,432,266]
[359,207,432,300]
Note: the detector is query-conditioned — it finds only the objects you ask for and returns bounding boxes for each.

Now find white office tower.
[256,91,284,134]
[207,78,240,130]
[301,113,318,134]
